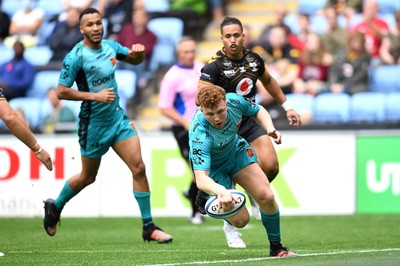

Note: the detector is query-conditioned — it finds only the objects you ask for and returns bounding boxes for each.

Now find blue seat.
[1,0,20,16]
[284,14,300,35]
[298,0,326,15]
[37,0,63,19]
[310,15,328,35]
[115,70,137,111]
[27,70,60,99]
[24,46,53,66]
[8,97,44,128]
[0,45,13,65]
[313,93,351,123]
[376,0,400,14]
[385,92,400,121]
[350,92,386,122]
[144,0,170,12]
[147,17,184,71]
[285,93,315,114]
[369,65,400,93]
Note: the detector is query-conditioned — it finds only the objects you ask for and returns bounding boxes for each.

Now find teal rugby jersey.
[59,40,129,126]
[189,93,260,171]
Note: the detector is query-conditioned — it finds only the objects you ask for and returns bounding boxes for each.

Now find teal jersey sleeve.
[104,39,129,61]
[59,43,82,88]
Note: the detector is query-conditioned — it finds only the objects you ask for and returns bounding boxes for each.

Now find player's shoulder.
[206,50,224,64]
[226,93,243,104]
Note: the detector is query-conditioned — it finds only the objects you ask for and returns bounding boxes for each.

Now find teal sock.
[261,210,281,245]
[54,180,78,211]
[133,191,153,227]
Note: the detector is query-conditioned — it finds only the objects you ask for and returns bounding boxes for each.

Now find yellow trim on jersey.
[199,80,213,85]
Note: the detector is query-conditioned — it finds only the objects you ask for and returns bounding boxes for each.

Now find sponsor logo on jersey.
[236,78,253,95]
[223,69,236,78]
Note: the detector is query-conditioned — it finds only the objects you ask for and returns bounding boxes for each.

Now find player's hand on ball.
[217,191,236,213]
[96,88,116,104]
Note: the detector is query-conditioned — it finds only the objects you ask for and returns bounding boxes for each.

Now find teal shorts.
[79,110,137,158]
[209,138,258,189]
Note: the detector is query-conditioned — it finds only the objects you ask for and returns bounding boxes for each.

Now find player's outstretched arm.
[0,100,53,171]
[259,68,302,127]
[123,43,145,65]
[194,170,236,210]
[255,106,282,144]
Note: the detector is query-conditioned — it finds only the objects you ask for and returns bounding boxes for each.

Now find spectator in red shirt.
[117,8,157,90]
[351,0,389,64]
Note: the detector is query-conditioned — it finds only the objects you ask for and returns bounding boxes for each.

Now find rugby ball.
[205,189,246,219]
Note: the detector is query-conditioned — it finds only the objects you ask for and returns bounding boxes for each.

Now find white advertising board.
[0,131,355,217]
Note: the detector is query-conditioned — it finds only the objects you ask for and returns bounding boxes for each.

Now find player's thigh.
[250,135,279,170]
[234,163,272,199]
[112,135,144,170]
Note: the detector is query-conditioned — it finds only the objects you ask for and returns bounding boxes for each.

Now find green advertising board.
[357,135,400,214]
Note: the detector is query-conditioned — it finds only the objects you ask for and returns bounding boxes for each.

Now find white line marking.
[142,248,400,266]
[4,247,400,265]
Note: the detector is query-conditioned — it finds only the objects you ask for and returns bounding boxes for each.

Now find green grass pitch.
[0,215,399,265]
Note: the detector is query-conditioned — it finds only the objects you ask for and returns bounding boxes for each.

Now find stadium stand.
[115,70,137,111]
[147,17,184,72]
[313,93,351,123]
[27,70,60,99]
[350,92,386,123]
[24,45,53,67]
[8,97,44,128]
[369,65,400,93]
[144,0,170,13]
[385,92,400,121]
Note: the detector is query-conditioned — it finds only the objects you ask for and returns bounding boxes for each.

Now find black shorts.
[238,116,267,143]
[172,125,189,160]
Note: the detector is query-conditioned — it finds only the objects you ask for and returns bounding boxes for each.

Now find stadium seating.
[285,93,315,114]
[144,0,170,13]
[24,46,53,66]
[1,0,20,16]
[37,0,63,20]
[385,92,400,121]
[298,0,326,15]
[376,0,400,14]
[147,17,184,72]
[350,92,386,123]
[0,45,13,65]
[8,97,44,128]
[115,70,137,111]
[313,93,351,123]
[27,70,60,99]
[369,65,400,93]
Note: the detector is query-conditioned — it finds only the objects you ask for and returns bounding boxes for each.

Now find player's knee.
[132,161,146,179]
[230,216,249,228]
[85,175,97,185]
[258,192,276,209]
[260,162,279,182]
